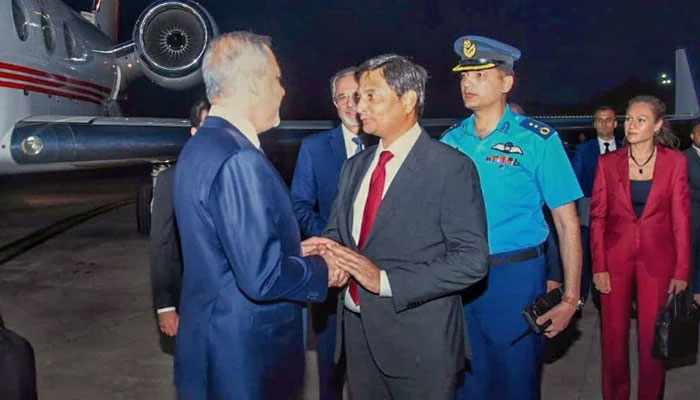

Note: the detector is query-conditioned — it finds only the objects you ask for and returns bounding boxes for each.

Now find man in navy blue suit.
[572,105,622,306]
[291,66,363,399]
[172,32,347,399]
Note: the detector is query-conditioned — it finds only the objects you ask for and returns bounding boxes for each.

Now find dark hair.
[692,119,700,131]
[626,95,678,149]
[594,105,616,115]
[496,64,514,77]
[355,54,428,117]
[189,99,210,128]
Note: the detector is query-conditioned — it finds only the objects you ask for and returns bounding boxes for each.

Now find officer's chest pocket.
[483,158,536,198]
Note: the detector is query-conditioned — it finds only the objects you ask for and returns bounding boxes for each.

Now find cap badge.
[463,40,476,58]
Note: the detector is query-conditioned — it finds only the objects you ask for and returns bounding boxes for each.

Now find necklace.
[629,146,655,174]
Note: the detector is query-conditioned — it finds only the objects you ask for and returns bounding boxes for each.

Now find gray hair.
[355,54,428,117]
[329,66,357,98]
[202,32,272,102]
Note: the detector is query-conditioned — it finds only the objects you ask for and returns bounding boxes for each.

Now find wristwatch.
[562,295,585,311]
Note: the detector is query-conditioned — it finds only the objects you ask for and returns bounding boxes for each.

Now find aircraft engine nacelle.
[132,0,218,91]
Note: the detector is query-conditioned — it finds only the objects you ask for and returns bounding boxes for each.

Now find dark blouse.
[630,179,652,218]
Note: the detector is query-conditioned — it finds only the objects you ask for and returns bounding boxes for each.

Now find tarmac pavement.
[0,171,698,399]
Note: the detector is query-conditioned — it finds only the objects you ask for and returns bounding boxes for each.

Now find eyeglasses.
[334,93,356,106]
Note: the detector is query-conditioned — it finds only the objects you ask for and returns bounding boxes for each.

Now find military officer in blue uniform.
[441,36,584,400]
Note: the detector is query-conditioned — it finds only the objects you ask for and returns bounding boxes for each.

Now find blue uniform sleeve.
[290,139,327,237]
[536,133,583,209]
[209,150,328,303]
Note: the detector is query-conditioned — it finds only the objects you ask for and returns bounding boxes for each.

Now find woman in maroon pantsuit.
[590,95,691,400]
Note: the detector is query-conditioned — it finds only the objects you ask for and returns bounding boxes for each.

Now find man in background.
[684,120,700,305]
[150,99,209,339]
[572,105,622,307]
[291,66,364,400]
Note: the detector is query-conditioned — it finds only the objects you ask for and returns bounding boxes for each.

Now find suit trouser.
[456,253,546,400]
[343,311,456,400]
[311,293,344,400]
[600,262,670,400]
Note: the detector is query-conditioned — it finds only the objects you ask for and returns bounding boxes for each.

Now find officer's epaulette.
[439,122,461,140]
[519,118,555,140]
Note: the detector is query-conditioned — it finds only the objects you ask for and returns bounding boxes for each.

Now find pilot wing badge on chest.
[490,142,523,155]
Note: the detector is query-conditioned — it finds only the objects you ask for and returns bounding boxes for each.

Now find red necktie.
[349,150,394,306]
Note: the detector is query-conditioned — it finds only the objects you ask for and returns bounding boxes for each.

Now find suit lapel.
[591,142,600,167]
[345,148,375,249]
[640,145,665,219]
[615,137,623,150]
[329,126,347,166]
[361,131,430,250]
[616,148,636,218]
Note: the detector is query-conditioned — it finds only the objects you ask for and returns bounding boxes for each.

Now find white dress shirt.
[693,144,700,157]
[597,137,616,154]
[344,122,422,312]
[341,124,363,158]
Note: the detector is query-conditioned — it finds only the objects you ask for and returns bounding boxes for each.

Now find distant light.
[661,73,668,78]
[127,63,132,68]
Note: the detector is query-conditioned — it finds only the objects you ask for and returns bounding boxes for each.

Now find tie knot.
[351,136,363,155]
[378,150,394,167]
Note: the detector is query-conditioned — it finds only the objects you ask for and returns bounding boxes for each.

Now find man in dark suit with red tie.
[316,54,489,399]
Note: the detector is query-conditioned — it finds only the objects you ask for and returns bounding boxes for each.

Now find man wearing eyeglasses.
[291,66,367,400]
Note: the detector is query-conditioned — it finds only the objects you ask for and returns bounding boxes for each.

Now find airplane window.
[64,22,77,59]
[11,0,29,41]
[40,12,56,54]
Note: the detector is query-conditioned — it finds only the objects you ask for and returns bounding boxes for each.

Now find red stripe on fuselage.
[0,71,106,102]
[0,62,112,95]
[0,79,102,105]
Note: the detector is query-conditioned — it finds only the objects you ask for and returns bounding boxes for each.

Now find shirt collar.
[597,136,614,144]
[378,122,421,158]
[207,105,260,149]
[693,143,700,157]
[341,123,360,143]
[464,104,514,137]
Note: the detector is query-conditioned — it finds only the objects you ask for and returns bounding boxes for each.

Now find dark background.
[65,0,699,121]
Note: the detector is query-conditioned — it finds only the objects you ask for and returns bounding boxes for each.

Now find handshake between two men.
[302,237,380,291]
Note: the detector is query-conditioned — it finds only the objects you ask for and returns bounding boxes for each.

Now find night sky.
[65,0,699,120]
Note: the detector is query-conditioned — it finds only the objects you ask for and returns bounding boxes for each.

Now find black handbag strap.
[666,290,695,317]
[664,292,676,314]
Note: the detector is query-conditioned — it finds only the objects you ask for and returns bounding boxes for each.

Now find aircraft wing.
[5,116,191,173]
